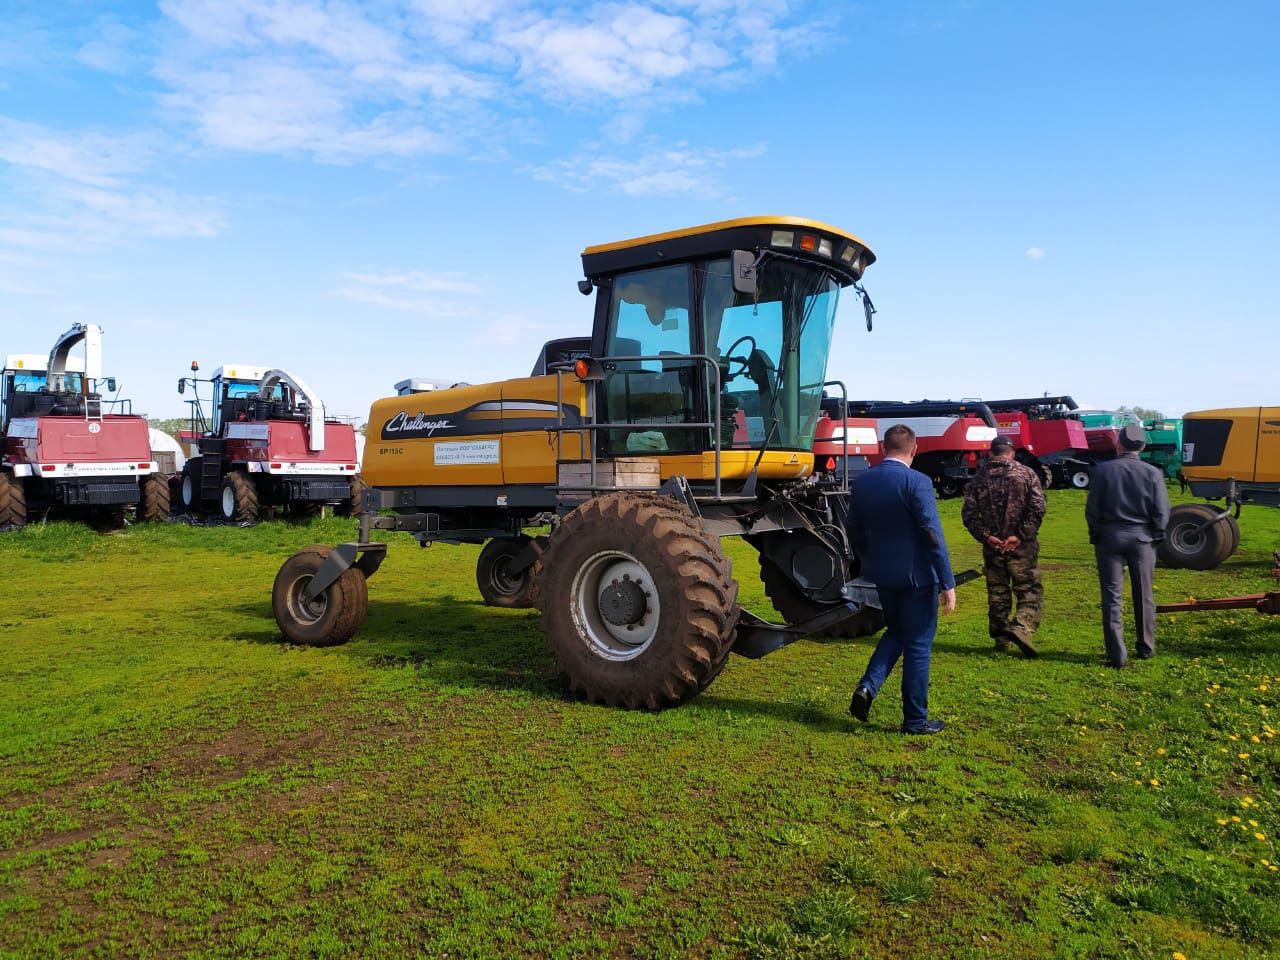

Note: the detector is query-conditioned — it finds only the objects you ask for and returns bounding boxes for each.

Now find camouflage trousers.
[983,543,1044,643]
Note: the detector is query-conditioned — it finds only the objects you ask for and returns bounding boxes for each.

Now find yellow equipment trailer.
[271,216,950,709]
[1158,406,1280,570]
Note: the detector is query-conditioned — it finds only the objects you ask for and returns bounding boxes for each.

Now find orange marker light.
[826,457,836,471]
[574,359,590,380]
[799,234,818,252]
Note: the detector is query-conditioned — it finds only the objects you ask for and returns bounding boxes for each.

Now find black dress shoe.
[849,687,873,722]
[901,719,946,735]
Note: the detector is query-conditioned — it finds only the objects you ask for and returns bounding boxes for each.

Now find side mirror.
[178,379,185,395]
[731,250,757,296]
[106,377,117,393]
[856,283,877,332]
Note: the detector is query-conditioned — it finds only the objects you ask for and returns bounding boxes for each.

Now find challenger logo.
[381,412,457,439]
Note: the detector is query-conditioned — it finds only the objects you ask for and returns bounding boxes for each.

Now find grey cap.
[990,435,1014,453]
[1119,423,1147,450]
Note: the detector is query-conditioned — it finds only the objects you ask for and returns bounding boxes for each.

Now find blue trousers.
[858,585,938,729]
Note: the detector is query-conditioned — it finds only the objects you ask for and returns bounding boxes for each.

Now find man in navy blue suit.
[847,424,957,734]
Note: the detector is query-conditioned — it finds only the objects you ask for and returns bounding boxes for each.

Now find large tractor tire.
[139,473,170,522]
[180,459,204,513]
[477,535,538,608]
[1157,503,1234,570]
[0,471,27,529]
[533,492,739,710]
[220,470,259,523]
[1038,464,1056,490]
[335,477,367,518]
[272,546,368,646]
[758,555,885,639]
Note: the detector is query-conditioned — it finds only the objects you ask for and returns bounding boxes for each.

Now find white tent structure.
[148,428,187,475]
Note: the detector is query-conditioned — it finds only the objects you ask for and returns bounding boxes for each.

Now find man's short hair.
[990,435,1014,455]
[883,424,916,454]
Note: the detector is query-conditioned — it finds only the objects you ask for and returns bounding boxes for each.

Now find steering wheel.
[720,335,757,380]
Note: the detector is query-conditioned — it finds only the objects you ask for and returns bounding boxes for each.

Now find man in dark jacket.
[847,424,957,735]
[962,436,1046,657]
[1085,423,1172,667]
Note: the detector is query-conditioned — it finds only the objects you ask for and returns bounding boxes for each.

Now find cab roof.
[3,353,87,373]
[581,215,875,286]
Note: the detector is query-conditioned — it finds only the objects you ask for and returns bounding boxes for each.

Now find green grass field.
[2,491,1278,959]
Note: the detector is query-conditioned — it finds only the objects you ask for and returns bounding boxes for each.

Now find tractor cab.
[0,355,88,425]
[577,218,875,479]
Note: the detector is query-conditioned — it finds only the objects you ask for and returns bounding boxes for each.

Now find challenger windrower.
[270,216,976,709]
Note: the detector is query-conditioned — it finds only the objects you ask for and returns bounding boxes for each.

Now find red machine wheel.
[0,471,27,529]
[139,473,170,523]
[272,546,368,646]
[220,470,259,523]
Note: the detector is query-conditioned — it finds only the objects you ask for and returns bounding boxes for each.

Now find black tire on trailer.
[335,476,367,517]
[1157,503,1231,570]
[287,500,323,521]
[1223,512,1242,559]
[219,470,259,523]
[758,554,885,639]
[180,458,204,512]
[532,492,739,710]
[139,473,170,522]
[0,471,27,528]
[477,535,537,608]
[272,545,368,646]
[937,478,964,499]
[1069,466,1092,490]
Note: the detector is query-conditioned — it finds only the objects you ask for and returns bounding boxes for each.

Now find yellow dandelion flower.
[1250,820,1260,827]
[1257,832,1267,841]
[1156,747,1167,755]
[1251,735,1262,743]
[1229,734,1240,741]
[1150,778,1160,787]
[1220,748,1230,753]
[1243,797,1255,805]
[1271,865,1279,872]
[1239,753,1251,759]
[1232,816,1242,822]
[1263,859,1272,866]
[1218,819,1229,825]
[1172,953,1187,960]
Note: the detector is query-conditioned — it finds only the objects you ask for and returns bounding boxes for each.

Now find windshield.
[702,257,840,450]
[7,371,85,393]
[225,380,283,400]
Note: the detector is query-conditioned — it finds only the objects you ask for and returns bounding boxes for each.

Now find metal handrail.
[824,379,850,491]
[550,352,725,498]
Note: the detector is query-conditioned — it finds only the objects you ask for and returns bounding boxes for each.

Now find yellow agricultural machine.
[1158,406,1280,570]
[270,216,957,709]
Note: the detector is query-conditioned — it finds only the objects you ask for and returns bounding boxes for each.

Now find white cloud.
[153,0,825,162]
[75,20,146,74]
[1026,246,1046,260]
[0,116,225,251]
[334,266,549,346]
[531,140,766,196]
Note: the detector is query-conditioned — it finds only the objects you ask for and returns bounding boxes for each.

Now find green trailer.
[1142,417,1182,479]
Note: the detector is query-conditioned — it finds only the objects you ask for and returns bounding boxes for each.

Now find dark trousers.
[983,542,1044,642]
[858,585,938,729]
[1094,530,1157,665]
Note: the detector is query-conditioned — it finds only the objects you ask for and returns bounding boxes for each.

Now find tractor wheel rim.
[1072,471,1090,488]
[221,486,235,518]
[1170,522,1203,553]
[285,573,328,624]
[182,476,194,506]
[569,550,660,661]
[489,554,525,597]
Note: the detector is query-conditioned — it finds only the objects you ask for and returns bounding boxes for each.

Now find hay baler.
[271,216,979,709]
[0,324,168,528]
[177,364,360,522]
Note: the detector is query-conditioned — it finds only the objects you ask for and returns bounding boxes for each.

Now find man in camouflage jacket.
[962,436,1047,656]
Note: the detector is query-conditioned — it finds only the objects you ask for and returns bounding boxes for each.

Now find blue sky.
[1,0,1276,422]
